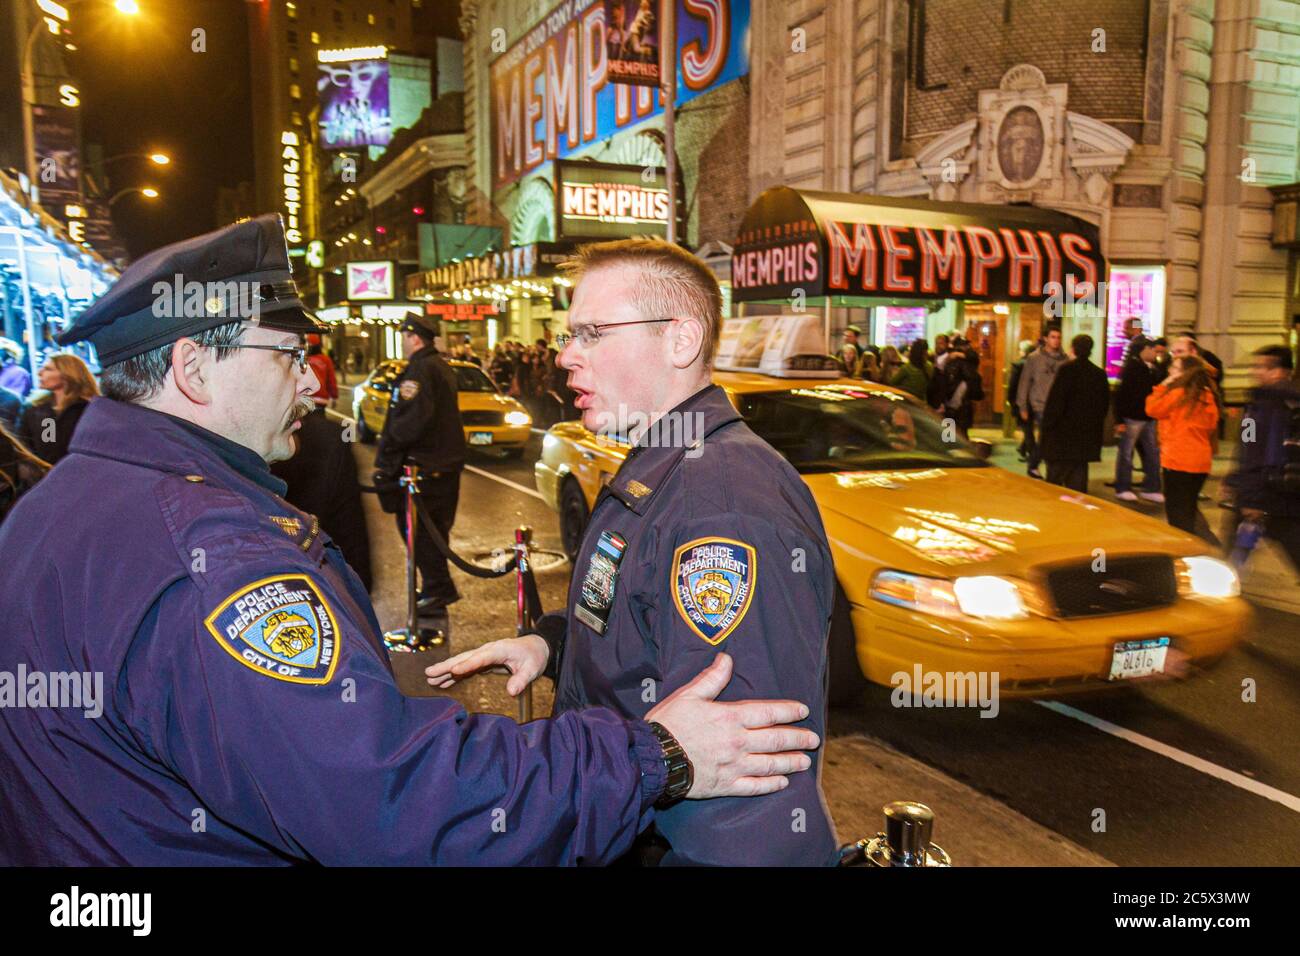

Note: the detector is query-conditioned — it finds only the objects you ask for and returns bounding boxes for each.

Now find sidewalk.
[822,735,1112,865]
[970,427,1300,616]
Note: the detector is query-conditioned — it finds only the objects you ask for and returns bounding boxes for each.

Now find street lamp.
[21,0,143,181]
[107,186,159,207]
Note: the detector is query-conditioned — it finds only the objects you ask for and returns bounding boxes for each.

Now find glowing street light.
[114,0,140,14]
[148,152,170,165]
[107,185,159,206]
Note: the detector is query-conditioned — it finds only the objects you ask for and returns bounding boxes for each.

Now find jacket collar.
[602,384,741,515]
[68,398,288,497]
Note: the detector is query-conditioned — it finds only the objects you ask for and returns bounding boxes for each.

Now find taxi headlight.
[1176,556,1239,598]
[505,410,532,427]
[952,576,1029,620]
[870,571,962,619]
[870,571,1029,621]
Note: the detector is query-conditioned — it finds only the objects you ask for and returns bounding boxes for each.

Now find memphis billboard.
[489,0,750,191]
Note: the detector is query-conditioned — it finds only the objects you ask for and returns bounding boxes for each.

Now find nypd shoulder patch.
[203,575,341,684]
[672,537,757,646]
[398,379,420,400]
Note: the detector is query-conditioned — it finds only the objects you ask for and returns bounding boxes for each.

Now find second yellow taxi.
[353,358,533,457]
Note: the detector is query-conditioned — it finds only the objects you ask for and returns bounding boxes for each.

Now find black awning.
[731,187,1105,305]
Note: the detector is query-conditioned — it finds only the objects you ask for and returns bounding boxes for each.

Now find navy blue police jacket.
[0,398,666,865]
[542,384,839,865]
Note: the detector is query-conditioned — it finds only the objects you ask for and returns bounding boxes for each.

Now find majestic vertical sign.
[605,0,661,87]
[317,47,392,149]
[280,130,305,244]
[490,0,750,190]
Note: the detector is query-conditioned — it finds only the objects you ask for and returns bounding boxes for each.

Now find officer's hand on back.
[429,647,818,799]
[645,653,816,798]
[426,635,548,697]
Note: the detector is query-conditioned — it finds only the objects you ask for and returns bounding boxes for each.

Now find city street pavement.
[335,409,1298,866]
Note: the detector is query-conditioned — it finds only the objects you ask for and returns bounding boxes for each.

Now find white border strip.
[1036,700,1300,814]
[464,464,546,501]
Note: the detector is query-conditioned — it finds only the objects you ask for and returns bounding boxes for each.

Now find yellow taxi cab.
[353,358,533,457]
[535,317,1252,703]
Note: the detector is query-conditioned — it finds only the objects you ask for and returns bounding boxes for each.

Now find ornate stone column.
[1196,0,1300,396]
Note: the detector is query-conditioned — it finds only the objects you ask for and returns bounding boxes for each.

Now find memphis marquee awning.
[731,186,1105,305]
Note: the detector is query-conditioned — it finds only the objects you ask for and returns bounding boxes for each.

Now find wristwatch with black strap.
[647,721,693,807]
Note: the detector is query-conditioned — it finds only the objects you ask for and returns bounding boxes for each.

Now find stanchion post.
[514,525,534,724]
[403,464,420,639]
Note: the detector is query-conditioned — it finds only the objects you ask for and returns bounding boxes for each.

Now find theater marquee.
[556,160,671,240]
[732,186,1105,305]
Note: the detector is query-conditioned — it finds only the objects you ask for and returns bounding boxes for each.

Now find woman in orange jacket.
[1145,355,1220,543]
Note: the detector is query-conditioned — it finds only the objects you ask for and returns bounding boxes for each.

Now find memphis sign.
[556,161,670,239]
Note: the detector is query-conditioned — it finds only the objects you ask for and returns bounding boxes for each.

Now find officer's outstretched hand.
[646,653,819,799]
[425,635,549,696]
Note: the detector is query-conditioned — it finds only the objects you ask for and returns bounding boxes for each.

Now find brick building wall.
[679,80,752,245]
[898,0,1152,154]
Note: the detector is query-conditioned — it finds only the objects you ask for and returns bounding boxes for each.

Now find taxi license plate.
[469,431,493,445]
[1108,637,1170,681]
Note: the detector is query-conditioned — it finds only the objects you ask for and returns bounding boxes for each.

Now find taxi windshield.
[734,385,989,473]
[454,365,498,393]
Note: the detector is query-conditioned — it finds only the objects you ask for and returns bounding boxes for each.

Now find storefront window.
[1104,266,1166,378]
[874,306,928,348]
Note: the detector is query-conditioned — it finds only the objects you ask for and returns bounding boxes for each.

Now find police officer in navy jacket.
[373,314,464,611]
[0,215,819,865]
[428,239,838,866]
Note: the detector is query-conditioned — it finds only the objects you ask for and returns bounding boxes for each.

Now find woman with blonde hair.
[838,344,860,377]
[1145,354,1219,543]
[18,353,98,466]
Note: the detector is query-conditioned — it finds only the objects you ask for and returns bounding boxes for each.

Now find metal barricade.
[376,465,543,724]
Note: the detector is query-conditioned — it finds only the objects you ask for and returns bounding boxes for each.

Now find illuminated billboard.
[556,161,670,240]
[347,261,396,300]
[605,0,661,88]
[490,0,750,190]
[317,47,392,150]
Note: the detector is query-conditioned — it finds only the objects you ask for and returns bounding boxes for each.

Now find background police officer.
[0,216,820,865]
[428,239,839,866]
[373,314,464,613]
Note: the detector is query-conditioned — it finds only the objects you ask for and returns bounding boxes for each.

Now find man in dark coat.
[271,406,373,591]
[1040,334,1110,493]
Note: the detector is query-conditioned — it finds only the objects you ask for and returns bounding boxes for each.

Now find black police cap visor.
[58,214,323,366]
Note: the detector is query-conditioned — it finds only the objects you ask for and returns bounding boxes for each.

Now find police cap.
[57,214,324,366]
[398,314,438,338]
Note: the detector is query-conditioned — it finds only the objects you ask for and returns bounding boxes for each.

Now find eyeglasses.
[555,318,673,349]
[220,343,309,372]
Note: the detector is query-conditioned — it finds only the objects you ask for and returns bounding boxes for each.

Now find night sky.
[73,0,255,260]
